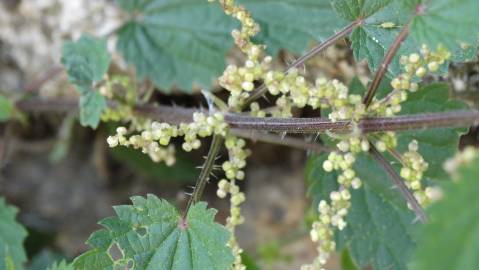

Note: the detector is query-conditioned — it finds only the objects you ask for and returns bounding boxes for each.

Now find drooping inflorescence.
[217,136,251,270]
[303,45,451,270]
[100,0,453,268]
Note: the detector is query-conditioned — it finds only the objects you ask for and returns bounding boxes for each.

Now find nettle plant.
[2,0,479,269]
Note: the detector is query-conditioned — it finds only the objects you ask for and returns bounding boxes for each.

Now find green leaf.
[397,83,468,181]
[62,35,110,88]
[344,0,479,77]
[115,0,351,91]
[241,253,261,270]
[73,195,233,270]
[0,198,27,270]
[410,0,479,51]
[239,0,347,54]
[115,0,237,92]
[331,0,392,21]
[47,261,74,270]
[61,35,110,128]
[307,81,468,269]
[338,184,416,270]
[0,95,14,122]
[411,154,479,270]
[306,153,416,270]
[110,146,197,183]
[340,249,359,270]
[79,91,107,129]
[346,0,418,76]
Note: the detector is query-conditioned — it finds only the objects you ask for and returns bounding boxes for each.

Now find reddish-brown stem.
[243,20,362,107]
[370,144,427,223]
[15,98,479,135]
[23,66,63,93]
[225,111,479,133]
[231,129,331,153]
[362,22,411,108]
[184,135,224,215]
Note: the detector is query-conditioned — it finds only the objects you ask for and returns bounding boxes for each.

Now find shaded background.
[1,0,479,269]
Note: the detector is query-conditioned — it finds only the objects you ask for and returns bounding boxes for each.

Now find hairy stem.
[16,98,479,134]
[244,20,362,107]
[362,22,410,108]
[369,144,427,223]
[185,135,224,213]
[225,111,479,133]
[231,129,331,153]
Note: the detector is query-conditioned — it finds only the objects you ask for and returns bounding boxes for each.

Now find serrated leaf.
[62,35,110,88]
[351,23,418,76]
[338,184,415,270]
[397,83,468,181]
[411,154,479,270]
[410,0,479,51]
[62,35,110,128]
[115,0,351,91]
[345,0,418,76]
[79,91,107,129]
[239,0,347,54]
[331,0,392,21]
[47,261,74,270]
[0,95,13,122]
[73,195,233,270]
[0,198,27,270]
[115,0,237,92]
[306,152,416,270]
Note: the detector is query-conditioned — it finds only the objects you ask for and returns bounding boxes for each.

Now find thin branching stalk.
[244,20,362,106]
[362,22,411,108]
[185,135,224,214]
[23,66,63,93]
[370,144,427,223]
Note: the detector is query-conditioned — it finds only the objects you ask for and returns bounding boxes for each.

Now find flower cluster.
[369,45,451,117]
[304,46,451,269]
[304,148,364,270]
[207,1,261,268]
[444,146,478,178]
[399,140,431,206]
[216,136,251,270]
[208,0,259,53]
[100,76,145,125]
[210,0,271,110]
[264,68,367,120]
[106,112,228,165]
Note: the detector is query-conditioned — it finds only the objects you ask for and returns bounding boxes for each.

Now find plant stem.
[225,110,479,133]
[23,66,63,93]
[185,135,224,213]
[369,144,427,223]
[243,20,362,107]
[16,98,479,134]
[231,129,331,153]
[362,22,410,108]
